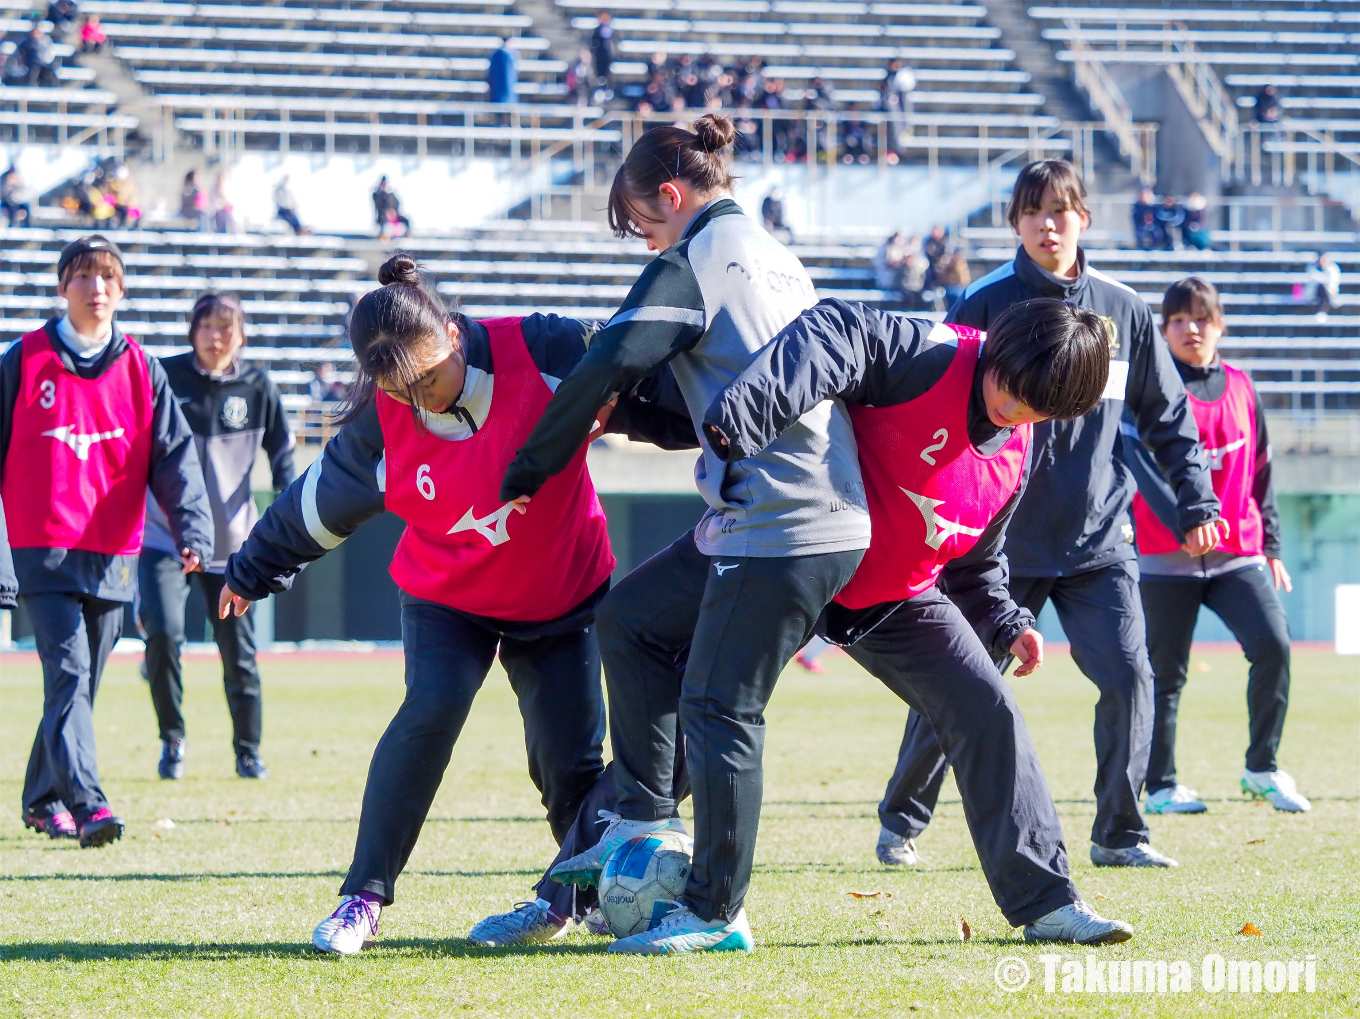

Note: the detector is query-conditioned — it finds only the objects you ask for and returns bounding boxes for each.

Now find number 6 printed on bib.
[416,463,435,500]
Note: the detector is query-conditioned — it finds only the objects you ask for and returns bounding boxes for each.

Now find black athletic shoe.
[158,738,186,780]
[235,752,269,780]
[22,808,77,840]
[77,808,124,848]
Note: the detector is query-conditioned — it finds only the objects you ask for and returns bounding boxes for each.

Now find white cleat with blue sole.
[607,904,754,955]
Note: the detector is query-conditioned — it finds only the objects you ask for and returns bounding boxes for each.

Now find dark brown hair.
[1161,276,1224,328]
[188,291,245,346]
[1006,159,1091,230]
[607,114,737,238]
[59,249,124,291]
[981,298,1109,420]
[339,252,454,425]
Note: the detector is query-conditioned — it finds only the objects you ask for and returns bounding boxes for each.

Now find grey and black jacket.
[1122,356,1281,579]
[704,299,1033,657]
[143,352,296,574]
[500,198,870,558]
[0,317,214,605]
[948,245,1218,577]
[225,313,697,638]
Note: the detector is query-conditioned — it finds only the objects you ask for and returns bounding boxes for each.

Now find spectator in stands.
[873,230,909,297]
[879,58,915,164]
[1,166,32,227]
[274,175,306,235]
[566,47,592,106]
[1254,85,1282,125]
[761,187,792,243]
[14,22,59,87]
[1155,194,1185,251]
[107,163,140,229]
[373,176,410,240]
[1306,253,1341,320]
[901,235,929,308]
[590,11,614,98]
[180,170,209,232]
[309,361,349,405]
[488,37,518,106]
[937,249,971,309]
[804,76,835,113]
[840,116,871,164]
[211,171,235,234]
[46,0,77,38]
[923,224,950,288]
[79,14,105,54]
[1181,192,1211,251]
[1132,187,1162,250]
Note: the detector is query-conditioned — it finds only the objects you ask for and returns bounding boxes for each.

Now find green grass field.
[0,645,1356,1018]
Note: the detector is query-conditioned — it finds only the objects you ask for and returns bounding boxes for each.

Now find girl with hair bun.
[218,253,697,955]
[500,113,872,953]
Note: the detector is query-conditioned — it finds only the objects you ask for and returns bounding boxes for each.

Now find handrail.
[1062,24,1155,183]
[1161,21,1237,165]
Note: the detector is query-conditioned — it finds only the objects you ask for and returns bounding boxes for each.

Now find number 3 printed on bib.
[920,429,948,465]
[416,463,436,500]
[39,380,56,409]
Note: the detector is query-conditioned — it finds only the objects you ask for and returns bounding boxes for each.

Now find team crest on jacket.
[1099,316,1119,354]
[222,395,249,429]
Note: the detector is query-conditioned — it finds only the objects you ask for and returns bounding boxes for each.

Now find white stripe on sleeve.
[301,455,346,550]
[607,305,706,329]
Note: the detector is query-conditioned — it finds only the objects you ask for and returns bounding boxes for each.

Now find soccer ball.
[597,831,694,938]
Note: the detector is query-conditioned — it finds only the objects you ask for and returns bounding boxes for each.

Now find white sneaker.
[1144,784,1208,814]
[875,826,919,866]
[1024,900,1134,945]
[312,895,380,955]
[467,899,568,947]
[582,906,610,936]
[1242,769,1311,812]
[1090,842,1179,867]
[607,903,754,955]
[549,811,690,888]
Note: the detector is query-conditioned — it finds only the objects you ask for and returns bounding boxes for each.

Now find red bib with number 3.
[834,326,1030,610]
[1,327,154,555]
[378,317,615,620]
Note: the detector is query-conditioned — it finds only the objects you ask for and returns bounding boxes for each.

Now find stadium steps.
[514,0,586,65]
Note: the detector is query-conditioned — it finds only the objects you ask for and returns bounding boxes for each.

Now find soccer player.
[1123,277,1308,814]
[139,293,296,782]
[500,114,870,954]
[0,235,213,848]
[701,297,1134,943]
[218,254,694,955]
[875,160,1221,870]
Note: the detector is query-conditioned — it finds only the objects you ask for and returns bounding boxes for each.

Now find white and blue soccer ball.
[597,831,694,938]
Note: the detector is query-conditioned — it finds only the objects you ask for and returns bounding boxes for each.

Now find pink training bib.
[1134,360,1262,557]
[835,326,1031,611]
[1,327,154,555]
[379,317,615,621]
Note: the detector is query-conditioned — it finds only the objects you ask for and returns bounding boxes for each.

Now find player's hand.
[1182,519,1228,556]
[180,548,202,575]
[588,398,618,443]
[218,583,251,619]
[1268,557,1292,593]
[509,496,530,512]
[1010,627,1044,678]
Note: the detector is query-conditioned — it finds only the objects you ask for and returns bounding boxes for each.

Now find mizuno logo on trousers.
[714,563,739,575]
[41,425,126,461]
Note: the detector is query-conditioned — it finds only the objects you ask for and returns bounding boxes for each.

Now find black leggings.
[1140,562,1291,791]
[342,592,606,905]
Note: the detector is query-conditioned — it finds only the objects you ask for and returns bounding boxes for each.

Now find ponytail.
[607,113,738,239]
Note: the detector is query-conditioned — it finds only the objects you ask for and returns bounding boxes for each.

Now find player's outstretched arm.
[703,299,935,461]
[223,402,387,604]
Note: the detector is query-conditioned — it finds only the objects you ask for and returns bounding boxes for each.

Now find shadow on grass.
[0,867,543,883]
[0,939,611,962]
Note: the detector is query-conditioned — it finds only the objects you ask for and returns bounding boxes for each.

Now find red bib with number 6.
[378,317,614,620]
[834,326,1030,610]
